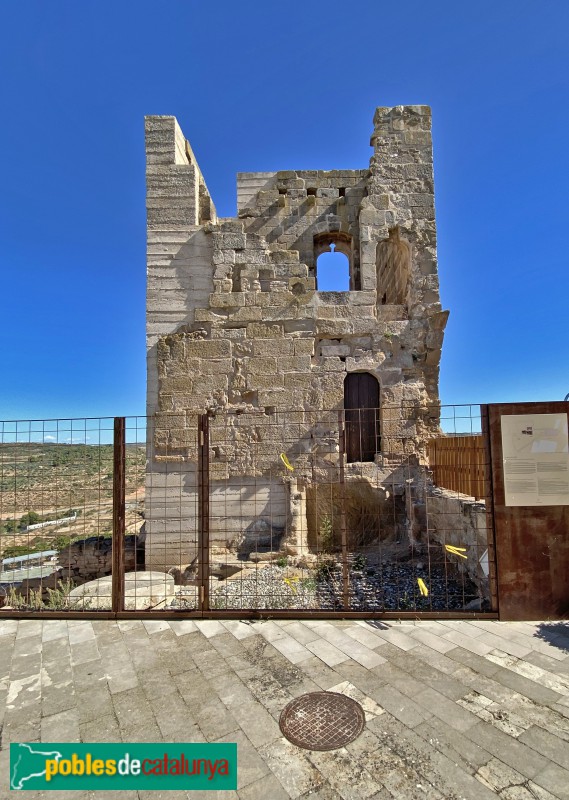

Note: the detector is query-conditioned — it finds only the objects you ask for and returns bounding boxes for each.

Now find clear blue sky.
[1,0,568,421]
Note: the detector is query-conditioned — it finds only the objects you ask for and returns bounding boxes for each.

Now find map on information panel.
[501,413,569,507]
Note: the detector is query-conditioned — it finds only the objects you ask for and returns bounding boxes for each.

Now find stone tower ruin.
[145,105,448,574]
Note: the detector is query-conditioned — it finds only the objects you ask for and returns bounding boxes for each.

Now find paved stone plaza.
[1,617,569,799]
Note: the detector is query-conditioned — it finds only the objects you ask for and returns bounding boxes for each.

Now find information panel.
[501,413,569,506]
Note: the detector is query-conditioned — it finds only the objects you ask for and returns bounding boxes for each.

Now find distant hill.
[0,443,145,560]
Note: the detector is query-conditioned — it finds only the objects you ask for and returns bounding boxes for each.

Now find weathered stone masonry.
[145,106,449,572]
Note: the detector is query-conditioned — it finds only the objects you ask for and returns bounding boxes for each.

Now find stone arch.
[314,231,361,290]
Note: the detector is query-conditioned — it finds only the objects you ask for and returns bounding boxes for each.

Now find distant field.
[0,443,146,559]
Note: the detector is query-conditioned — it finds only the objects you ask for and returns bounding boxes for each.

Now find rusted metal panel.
[0,609,500,621]
[111,417,126,613]
[489,402,569,620]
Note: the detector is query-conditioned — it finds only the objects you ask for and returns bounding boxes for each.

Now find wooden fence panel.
[427,435,486,500]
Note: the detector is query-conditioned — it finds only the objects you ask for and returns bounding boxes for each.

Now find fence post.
[338,411,350,610]
[481,405,499,613]
[198,414,210,612]
[112,417,126,613]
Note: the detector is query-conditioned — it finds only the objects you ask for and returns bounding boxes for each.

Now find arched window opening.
[316,244,350,291]
[344,373,380,463]
[314,232,359,291]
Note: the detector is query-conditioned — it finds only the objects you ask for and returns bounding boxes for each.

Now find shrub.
[18,511,41,530]
[315,557,337,582]
[319,514,333,552]
[45,579,75,610]
[352,553,367,571]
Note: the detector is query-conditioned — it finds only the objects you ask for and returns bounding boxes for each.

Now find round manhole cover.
[279,691,365,751]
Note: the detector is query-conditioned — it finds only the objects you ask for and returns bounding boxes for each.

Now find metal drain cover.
[279,691,365,751]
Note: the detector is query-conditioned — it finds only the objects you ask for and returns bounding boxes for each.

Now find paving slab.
[463,719,551,779]
[1,618,569,799]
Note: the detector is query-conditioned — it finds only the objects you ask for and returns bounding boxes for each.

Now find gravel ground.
[316,559,481,611]
[198,557,483,612]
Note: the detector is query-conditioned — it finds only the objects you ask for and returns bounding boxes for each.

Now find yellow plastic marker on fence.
[280,453,294,471]
[284,576,299,594]
[417,578,429,597]
[445,545,468,559]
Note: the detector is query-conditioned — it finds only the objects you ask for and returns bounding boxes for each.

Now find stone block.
[168,393,197,409]
[159,376,193,393]
[246,373,284,390]
[312,357,346,372]
[155,413,186,429]
[426,330,444,349]
[209,293,245,308]
[217,233,246,249]
[288,277,316,292]
[224,306,263,322]
[262,304,299,322]
[316,320,354,336]
[244,250,270,266]
[408,193,434,207]
[320,389,343,409]
[247,357,278,375]
[320,344,350,357]
[201,358,233,375]
[247,323,284,338]
[351,318,377,335]
[168,427,199,447]
[212,248,235,265]
[194,308,227,323]
[211,327,246,339]
[245,292,272,307]
[184,339,231,358]
[412,206,435,220]
[199,374,229,393]
[293,338,315,356]
[404,130,432,146]
[277,356,312,372]
[258,390,290,410]
[347,291,376,306]
[253,339,293,356]
[284,373,313,390]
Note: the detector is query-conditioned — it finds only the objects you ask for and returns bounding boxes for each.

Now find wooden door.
[344,373,380,463]
[488,402,569,620]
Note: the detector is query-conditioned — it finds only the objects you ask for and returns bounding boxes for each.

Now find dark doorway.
[344,373,380,463]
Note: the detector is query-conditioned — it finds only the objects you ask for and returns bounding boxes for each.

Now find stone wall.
[145,106,449,572]
[6,535,142,603]
[58,534,140,582]
[426,488,490,601]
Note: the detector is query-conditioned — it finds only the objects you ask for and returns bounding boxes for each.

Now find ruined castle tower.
[145,106,448,573]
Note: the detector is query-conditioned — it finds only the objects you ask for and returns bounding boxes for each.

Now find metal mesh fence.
[0,418,145,612]
[0,405,497,617]
[203,405,493,613]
